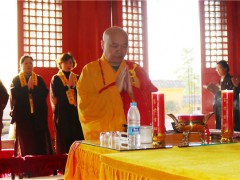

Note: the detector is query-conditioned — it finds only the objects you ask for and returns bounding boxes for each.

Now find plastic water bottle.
[127,102,141,148]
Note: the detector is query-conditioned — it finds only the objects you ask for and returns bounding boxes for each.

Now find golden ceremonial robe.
[77,55,158,140]
[77,56,126,140]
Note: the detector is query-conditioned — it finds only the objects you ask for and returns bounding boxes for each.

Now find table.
[64,132,202,180]
[99,143,240,179]
[64,141,118,180]
[64,132,240,180]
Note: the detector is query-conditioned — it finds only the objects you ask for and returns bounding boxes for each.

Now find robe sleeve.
[77,62,126,140]
[122,61,158,125]
[10,77,30,124]
[31,76,49,99]
[10,78,29,109]
[77,64,117,122]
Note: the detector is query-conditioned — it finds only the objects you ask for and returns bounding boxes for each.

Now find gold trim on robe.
[19,71,38,113]
[58,70,77,106]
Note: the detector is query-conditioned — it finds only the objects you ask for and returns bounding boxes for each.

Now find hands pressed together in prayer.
[68,73,76,88]
[116,66,135,101]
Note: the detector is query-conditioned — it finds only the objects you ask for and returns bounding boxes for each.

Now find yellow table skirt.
[99,143,240,180]
[64,141,117,180]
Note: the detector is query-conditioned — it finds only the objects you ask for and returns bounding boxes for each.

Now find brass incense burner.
[167,112,214,146]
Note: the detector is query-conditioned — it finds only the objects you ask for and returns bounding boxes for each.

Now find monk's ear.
[101,40,104,50]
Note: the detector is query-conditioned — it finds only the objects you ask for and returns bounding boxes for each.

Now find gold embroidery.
[19,72,38,113]
[58,70,77,106]
[29,94,34,113]
[19,71,38,87]
[128,63,140,88]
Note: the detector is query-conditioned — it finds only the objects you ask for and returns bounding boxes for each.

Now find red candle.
[221,90,233,131]
[152,92,165,134]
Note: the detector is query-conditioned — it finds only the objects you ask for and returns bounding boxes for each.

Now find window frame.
[18,0,62,69]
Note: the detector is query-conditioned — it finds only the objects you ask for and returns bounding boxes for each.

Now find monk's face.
[102,31,128,66]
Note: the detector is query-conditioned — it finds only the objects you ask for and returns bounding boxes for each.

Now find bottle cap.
[130,102,137,106]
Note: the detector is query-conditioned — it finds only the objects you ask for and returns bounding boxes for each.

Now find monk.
[77,26,158,140]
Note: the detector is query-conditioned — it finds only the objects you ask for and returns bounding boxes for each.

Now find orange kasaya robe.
[77,55,158,140]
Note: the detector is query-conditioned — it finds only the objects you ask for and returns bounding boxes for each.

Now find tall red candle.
[221,90,234,143]
[221,90,233,130]
[152,92,165,135]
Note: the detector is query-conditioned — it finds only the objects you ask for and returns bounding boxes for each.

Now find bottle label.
[128,126,140,135]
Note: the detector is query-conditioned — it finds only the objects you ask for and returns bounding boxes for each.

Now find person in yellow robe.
[77,26,157,140]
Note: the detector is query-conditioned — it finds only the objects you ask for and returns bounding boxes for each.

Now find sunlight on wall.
[0,0,18,119]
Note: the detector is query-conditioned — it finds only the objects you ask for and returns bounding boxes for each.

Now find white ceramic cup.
[140,126,153,144]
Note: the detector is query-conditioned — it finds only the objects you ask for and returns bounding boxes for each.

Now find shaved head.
[101,26,129,66]
[103,26,128,42]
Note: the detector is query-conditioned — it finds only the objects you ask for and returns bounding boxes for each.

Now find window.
[203,0,228,68]
[122,0,145,67]
[22,0,62,67]
[0,0,17,140]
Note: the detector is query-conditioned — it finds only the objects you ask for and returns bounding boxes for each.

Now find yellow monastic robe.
[77,55,126,140]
